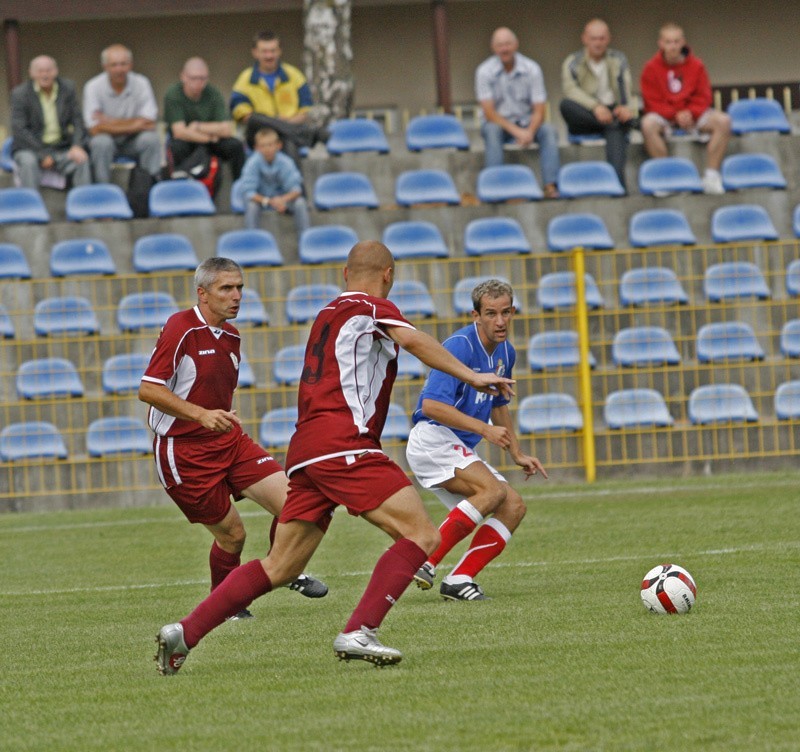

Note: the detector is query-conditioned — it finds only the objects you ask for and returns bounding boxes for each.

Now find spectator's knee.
[13,150,37,167]
[640,114,662,136]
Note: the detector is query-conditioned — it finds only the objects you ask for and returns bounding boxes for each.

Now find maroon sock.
[344,538,427,633]
[209,541,240,591]
[181,560,272,648]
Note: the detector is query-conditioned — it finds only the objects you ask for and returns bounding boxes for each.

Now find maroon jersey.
[285,292,415,475]
[142,306,242,438]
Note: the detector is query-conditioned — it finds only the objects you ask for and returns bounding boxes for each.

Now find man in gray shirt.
[82,44,161,183]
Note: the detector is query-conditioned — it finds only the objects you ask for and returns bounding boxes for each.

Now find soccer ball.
[640,564,697,614]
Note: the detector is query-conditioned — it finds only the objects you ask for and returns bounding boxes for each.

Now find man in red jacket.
[640,23,730,194]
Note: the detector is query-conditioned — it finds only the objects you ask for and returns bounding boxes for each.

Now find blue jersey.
[412,322,515,449]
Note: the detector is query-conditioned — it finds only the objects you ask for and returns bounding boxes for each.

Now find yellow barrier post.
[573,248,596,482]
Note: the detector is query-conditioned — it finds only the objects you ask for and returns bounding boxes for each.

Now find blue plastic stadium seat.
[638,157,703,195]
[230,178,245,214]
[86,417,151,457]
[216,228,283,267]
[711,204,779,243]
[464,217,531,256]
[383,403,411,439]
[787,259,800,297]
[537,271,603,311]
[605,388,674,429]
[397,348,426,379]
[381,220,449,259]
[313,171,380,210]
[0,243,32,278]
[102,353,151,394]
[17,357,84,399]
[793,205,800,239]
[405,114,469,151]
[612,326,681,367]
[286,283,340,323]
[476,165,542,203]
[388,279,436,318]
[688,384,758,425]
[148,180,216,217]
[50,238,116,277]
[273,344,306,385]
[547,213,614,252]
[0,187,50,224]
[628,209,696,247]
[527,330,596,371]
[133,233,199,273]
[557,161,625,198]
[566,132,606,145]
[696,321,765,363]
[704,261,770,302]
[237,352,256,388]
[518,393,583,433]
[0,304,14,339]
[728,98,791,134]
[452,275,520,315]
[65,183,133,221]
[117,292,179,332]
[235,288,270,327]
[0,421,68,461]
[619,267,689,306]
[721,153,786,191]
[0,137,14,172]
[299,225,358,264]
[34,296,100,337]
[259,406,298,447]
[780,319,800,358]
[775,380,800,419]
[327,118,390,155]
[395,169,460,206]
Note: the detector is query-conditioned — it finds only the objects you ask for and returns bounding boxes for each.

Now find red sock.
[427,504,480,567]
[344,538,427,633]
[450,520,509,580]
[209,541,240,591]
[181,560,272,648]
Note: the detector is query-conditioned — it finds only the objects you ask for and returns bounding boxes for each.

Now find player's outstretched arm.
[491,405,548,480]
[138,381,241,433]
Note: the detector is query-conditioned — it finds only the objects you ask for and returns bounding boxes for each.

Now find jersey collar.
[193,305,224,339]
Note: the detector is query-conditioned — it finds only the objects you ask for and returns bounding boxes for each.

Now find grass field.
[1,471,799,752]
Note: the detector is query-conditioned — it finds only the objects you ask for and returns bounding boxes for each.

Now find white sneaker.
[702,170,725,195]
[333,626,402,666]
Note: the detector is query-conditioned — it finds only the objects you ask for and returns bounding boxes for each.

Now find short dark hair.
[472,279,514,313]
[252,30,279,47]
[254,127,281,144]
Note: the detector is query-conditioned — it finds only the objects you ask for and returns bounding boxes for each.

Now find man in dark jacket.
[11,55,91,189]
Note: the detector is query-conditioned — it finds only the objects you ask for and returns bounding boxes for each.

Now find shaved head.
[29,55,57,76]
[491,27,518,50]
[344,241,395,297]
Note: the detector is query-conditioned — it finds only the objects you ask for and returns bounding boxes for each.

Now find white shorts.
[644,109,714,138]
[406,422,506,509]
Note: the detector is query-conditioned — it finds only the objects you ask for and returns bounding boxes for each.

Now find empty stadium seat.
[397,348,426,379]
[547,212,614,252]
[86,417,151,457]
[326,118,390,155]
[259,406,298,447]
[65,183,133,221]
[0,187,50,224]
[313,171,380,210]
[787,259,800,297]
[537,271,603,311]
[230,178,245,214]
[133,233,199,273]
[299,225,358,264]
[721,153,786,191]
[728,97,791,134]
[605,389,674,429]
[704,261,770,302]
[17,357,84,399]
[286,283,340,323]
[780,319,800,358]
[775,380,800,420]
[235,288,270,326]
[517,393,583,433]
[527,330,596,371]
[237,352,256,388]
[0,137,14,173]
[102,353,152,394]
[148,180,216,217]
[557,161,625,198]
[273,344,306,385]
[476,165,542,203]
[464,217,531,256]
[388,279,436,318]
[711,204,779,243]
[405,114,469,151]
[793,205,800,238]
[628,209,697,247]
[216,229,283,267]
[381,221,449,259]
[688,384,758,424]
[117,292,179,332]
[696,321,765,362]
[395,169,460,206]
[50,238,116,276]
[0,243,31,278]
[612,326,681,367]
[452,275,520,315]
[383,403,411,439]
[619,267,689,306]
[34,296,100,336]
[0,304,14,339]
[638,157,703,195]
[0,422,67,461]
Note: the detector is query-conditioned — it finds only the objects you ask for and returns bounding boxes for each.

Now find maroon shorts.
[155,429,283,526]
[281,452,412,533]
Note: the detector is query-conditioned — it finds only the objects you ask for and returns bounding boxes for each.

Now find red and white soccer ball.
[640,564,697,614]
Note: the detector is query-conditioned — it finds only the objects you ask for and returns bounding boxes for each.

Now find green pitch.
[1,472,798,751]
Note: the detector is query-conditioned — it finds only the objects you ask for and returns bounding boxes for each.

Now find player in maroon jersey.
[155,242,515,673]
[139,257,327,615]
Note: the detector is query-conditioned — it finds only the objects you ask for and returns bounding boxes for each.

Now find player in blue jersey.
[405,278,547,600]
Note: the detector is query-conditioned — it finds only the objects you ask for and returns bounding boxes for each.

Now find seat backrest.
[527,330,596,371]
[0,421,68,461]
[235,288,270,327]
[775,380,800,419]
[259,406,299,447]
[387,279,436,318]
[537,271,603,311]
[299,225,359,264]
[696,321,764,362]
[0,243,32,278]
[619,266,689,306]
[628,209,696,248]
[464,217,531,256]
[313,172,379,210]
[86,417,151,457]
[117,292,179,331]
[286,283,341,323]
[476,165,542,203]
[787,259,800,297]
[721,153,786,190]
[547,212,614,252]
[34,296,100,337]
[17,357,84,399]
[327,118,390,155]
[779,319,800,357]
[396,348,426,379]
[50,238,116,277]
[66,183,133,221]
[605,388,674,429]
[638,157,703,195]
[395,169,460,206]
[704,261,770,302]
[383,403,411,439]
[381,221,449,259]
[688,384,758,424]
[0,303,15,339]
[558,161,625,198]
[102,353,152,394]
[518,393,583,433]
[148,180,216,217]
[0,187,50,224]
[612,326,681,367]
[405,114,469,151]
[711,204,779,243]
[133,233,198,272]
[728,97,791,134]
[216,229,283,267]
[273,344,307,385]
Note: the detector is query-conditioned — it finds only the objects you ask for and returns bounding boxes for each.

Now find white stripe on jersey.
[166,437,181,485]
[148,354,198,435]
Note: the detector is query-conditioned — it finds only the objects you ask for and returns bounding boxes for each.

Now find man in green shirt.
[164,57,245,180]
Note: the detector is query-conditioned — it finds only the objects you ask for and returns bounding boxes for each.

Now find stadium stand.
[272,344,306,385]
[383,403,411,439]
[405,114,469,151]
[704,261,771,302]
[517,393,583,434]
[786,259,800,296]
[779,319,800,358]
[774,380,800,420]
[0,304,14,338]
[86,417,151,457]
[133,233,199,273]
[299,225,359,264]
[547,213,614,252]
[237,353,256,388]
[387,279,436,318]
[0,422,68,461]
[395,169,460,206]
[259,406,298,448]
[638,157,703,195]
[50,238,116,277]
[604,388,674,429]
[537,271,603,311]
[216,229,283,267]
[527,330,597,371]
[0,242,32,278]
[720,153,787,191]
[688,383,759,424]
[696,321,765,363]
[727,97,792,134]
[793,205,800,238]
[326,118,390,155]
[619,267,689,306]
[396,348,426,379]
[476,165,543,203]
[313,171,380,210]
[236,287,270,327]
[557,161,625,198]
[628,209,697,247]
[612,326,681,367]
[0,187,50,224]
[0,137,14,172]
[65,183,133,221]
[33,296,100,337]
[230,178,245,214]
[117,292,179,332]
[381,221,449,258]
[711,204,779,242]
[102,353,152,395]
[148,180,216,217]
[17,357,84,399]
[464,217,531,256]
[452,275,519,315]
[286,283,340,323]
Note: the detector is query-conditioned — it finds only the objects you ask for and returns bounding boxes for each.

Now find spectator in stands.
[10,55,91,190]
[164,57,245,181]
[560,19,637,190]
[640,23,731,195]
[239,126,310,238]
[230,30,328,167]
[82,44,162,183]
[475,27,561,199]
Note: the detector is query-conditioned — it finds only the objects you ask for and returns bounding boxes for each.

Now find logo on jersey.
[230,353,239,370]
[495,358,506,377]
[198,349,216,355]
